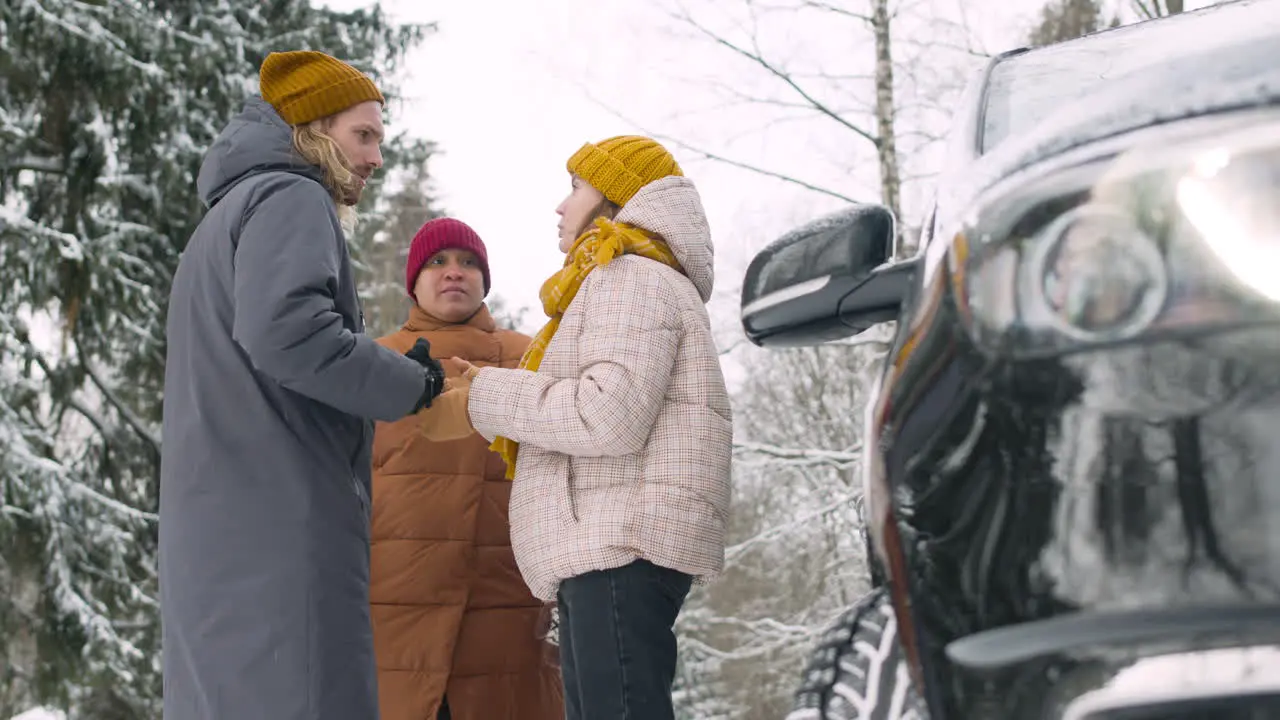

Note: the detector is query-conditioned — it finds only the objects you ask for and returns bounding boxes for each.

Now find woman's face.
[555,175,607,253]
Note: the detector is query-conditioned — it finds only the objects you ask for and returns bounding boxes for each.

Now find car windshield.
[980,0,1280,154]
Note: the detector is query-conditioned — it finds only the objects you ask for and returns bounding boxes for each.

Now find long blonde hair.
[591,198,620,223]
[292,120,359,233]
[568,191,619,243]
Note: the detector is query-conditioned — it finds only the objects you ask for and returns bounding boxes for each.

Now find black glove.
[405,338,447,411]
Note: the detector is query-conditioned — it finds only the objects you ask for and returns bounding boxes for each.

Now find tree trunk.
[0,558,41,717]
[870,0,904,253]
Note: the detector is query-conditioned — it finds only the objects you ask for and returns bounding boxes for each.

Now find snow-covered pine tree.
[1027,0,1119,47]
[0,2,433,717]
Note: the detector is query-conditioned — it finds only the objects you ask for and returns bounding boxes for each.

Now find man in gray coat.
[159,51,444,720]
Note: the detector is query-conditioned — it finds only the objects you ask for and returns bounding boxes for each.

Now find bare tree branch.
[790,70,876,82]
[896,34,993,59]
[577,84,859,203]
[698,76,836,113]
[669,1,881,147]
[725,492,860,563]
[799,0,872,22]
[734,440,861,468]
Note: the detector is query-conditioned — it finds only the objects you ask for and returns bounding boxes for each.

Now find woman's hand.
[416,358,481,442]
[442,357,481,381]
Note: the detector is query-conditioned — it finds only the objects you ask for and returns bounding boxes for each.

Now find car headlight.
[955,110,1280,358]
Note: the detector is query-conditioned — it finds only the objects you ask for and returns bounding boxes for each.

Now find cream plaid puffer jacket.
[467,175,733,602]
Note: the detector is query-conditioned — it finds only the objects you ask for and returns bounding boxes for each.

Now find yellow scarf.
[491,217,684,479]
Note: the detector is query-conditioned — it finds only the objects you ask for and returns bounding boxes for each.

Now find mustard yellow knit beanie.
[566,135,683,206]
[259,50,385,126]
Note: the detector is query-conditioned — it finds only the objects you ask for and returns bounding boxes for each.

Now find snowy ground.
[10,708,64,720]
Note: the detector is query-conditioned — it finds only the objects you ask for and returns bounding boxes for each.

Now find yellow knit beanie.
[566,135,683,206]
[259,50,385,126]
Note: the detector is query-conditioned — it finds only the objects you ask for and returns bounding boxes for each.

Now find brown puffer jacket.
[371,304,563,720]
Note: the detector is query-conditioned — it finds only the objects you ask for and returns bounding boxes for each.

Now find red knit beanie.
[405,218,491,298]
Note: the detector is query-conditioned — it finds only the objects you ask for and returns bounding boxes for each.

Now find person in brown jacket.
[369,217,564,720]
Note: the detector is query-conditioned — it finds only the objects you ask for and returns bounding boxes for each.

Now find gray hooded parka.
[159,96,428,720]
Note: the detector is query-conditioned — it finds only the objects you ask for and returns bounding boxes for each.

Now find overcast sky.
[318,0,1221,339]
[314,0,999,329]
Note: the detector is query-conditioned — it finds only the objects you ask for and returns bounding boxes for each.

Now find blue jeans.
[557,560,693,720]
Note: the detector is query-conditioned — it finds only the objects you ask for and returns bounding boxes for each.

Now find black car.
[740,1,1280,718]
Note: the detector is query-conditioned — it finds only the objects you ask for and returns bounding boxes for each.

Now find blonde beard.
[337,205,358,235]
[292,122,362,235]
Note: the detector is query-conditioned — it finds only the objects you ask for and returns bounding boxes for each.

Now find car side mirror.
[740,203,915,347]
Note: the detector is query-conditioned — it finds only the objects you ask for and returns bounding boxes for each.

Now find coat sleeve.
[467,261,681,457]
[230,177,425,421]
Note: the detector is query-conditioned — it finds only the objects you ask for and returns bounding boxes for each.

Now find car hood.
[975,30,1280,199]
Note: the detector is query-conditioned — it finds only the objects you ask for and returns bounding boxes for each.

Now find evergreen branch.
[0,153,65,174]
[75,339,162,454]
[66,480,158,524]
[5,324,157,523]
[23,0,165,78]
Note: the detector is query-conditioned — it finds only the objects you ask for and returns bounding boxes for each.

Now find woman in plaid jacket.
[420,135,733,720]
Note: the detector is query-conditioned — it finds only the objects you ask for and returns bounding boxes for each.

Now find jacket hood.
[615,176,715,303]
[196,96,324,208]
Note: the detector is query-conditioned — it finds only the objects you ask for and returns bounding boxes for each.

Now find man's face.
[326,100,384,205]
[412,249,486,323]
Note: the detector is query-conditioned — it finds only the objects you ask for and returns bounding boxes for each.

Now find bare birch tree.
[613,0,989,254]
[618,3,984,714]
[662,1,1206,714]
